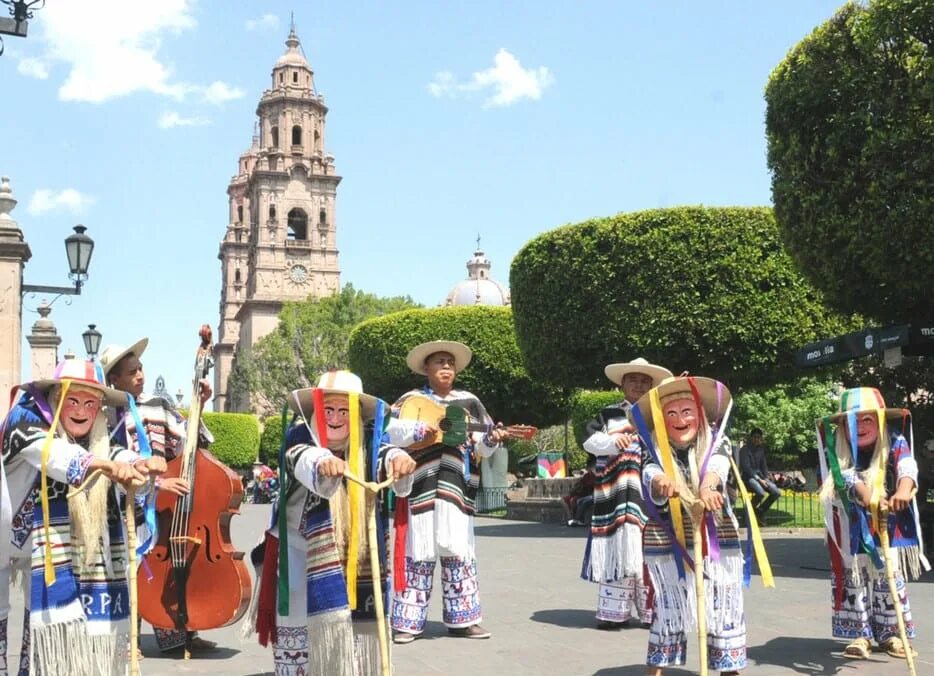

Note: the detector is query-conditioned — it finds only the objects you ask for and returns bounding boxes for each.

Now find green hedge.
[765,0,934,323]
[202,412,260,469]
[569,390,625,447]
[257,415,287,469]
[510,206,857,390]
[348,306,571,428]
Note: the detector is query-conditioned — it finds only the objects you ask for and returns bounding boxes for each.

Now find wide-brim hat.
[824,387,908,424]
[99,338,149,377]
[405,340,472,376]
[604,357,672,387]
[25,358,129,408]
[289,370,380,421]
[630,376,732,432]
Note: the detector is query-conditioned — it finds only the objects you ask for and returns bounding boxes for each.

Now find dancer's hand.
[105,460,147,487]
[135,456,167,476]
[888,488,913,512]
[651,474,678,500]
[388,452,416,478]
[318,454,347,477]
[612,432,636,449]
[699,484,724,512]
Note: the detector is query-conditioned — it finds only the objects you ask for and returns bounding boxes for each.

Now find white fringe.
[587,522,644,582]
[410,501,475,561]
[239,559,261,642]
[31,618,94,676]
[645,551,744,638]
[353,619,392,676]
[307,609,355,676]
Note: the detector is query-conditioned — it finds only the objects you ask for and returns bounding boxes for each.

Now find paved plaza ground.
[10,505,934,675]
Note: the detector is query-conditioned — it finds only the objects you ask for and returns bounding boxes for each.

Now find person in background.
[739,428,781,521]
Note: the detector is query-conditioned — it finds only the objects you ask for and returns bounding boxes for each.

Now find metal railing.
[732,490,824,528]
[475,487,509,514]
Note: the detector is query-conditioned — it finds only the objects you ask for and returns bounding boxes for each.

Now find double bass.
[139,326,252,655]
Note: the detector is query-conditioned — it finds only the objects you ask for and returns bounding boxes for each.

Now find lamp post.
[175,389,185,406]
[22,225,95,298]
[82,323,102,361]
[0,1,45,56]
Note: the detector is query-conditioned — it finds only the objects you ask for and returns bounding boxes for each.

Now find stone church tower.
[215,26,340,412]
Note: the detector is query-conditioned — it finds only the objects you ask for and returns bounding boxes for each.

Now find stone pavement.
[9,506,934,675]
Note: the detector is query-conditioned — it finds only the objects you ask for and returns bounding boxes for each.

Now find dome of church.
[444,241,510,307]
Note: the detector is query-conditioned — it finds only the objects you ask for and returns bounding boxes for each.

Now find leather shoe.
[448,624,491,639]
[393,631,418,645]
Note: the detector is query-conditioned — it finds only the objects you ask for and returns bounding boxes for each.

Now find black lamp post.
[175,389,185,406]
[0,1,45,56]
[82,323,102,360]
[22,225,95,296]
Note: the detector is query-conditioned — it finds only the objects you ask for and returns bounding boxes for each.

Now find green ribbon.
[277,403,291,616]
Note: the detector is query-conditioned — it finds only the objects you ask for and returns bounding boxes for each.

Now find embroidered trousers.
[596,575,652,623]
[831,558,915,644]
[390,557,482,633]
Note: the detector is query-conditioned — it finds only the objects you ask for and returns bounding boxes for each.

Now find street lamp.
[175,389,185,406]
[22,225,95,298]
[0,1,45,56]
[82,323,101,360]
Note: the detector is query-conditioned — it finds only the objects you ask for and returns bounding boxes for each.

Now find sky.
[2,0,846,409]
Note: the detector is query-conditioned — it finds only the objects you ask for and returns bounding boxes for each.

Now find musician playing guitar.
[387,340,510,645]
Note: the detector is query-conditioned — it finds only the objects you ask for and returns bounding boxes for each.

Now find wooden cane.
[126,485,141,676]
[878,502,917,676]
[691,502,708,676]
[344,470,394,676]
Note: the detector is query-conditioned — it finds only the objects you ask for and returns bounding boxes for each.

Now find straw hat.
[99,338,149,377]
[25,358,128,407]
[604,357,672,387]
[825,387,908,424]
[405,340,472,376]
[630,376,732,431]
[289,370,380,421]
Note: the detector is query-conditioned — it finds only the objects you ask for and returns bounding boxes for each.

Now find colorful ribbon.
[649,388,688,553]
[125,394,157,556]
[726,452,775,587]
[345,391,362,609]
[40,379,71,585]
[276,402,292,616]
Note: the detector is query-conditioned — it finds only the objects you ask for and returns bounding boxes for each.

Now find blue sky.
[3,0,844,408]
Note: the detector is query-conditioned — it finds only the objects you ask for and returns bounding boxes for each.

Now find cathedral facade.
[214,27,340,412]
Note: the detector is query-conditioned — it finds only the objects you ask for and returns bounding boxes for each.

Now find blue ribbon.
[845,411,883,569]
[125,394,157,557]
[370,399,390,606]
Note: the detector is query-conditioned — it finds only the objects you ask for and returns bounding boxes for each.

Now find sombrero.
[405,340,472,376]
[824,387,908,424]
[99,338,149,377]
[25,358,128,407]
[604,357,672,387]
[289,370,380,421]
[630,376,732,431]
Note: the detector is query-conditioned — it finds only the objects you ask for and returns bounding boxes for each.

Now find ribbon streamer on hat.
[345,391,362,609]
[40,379,71,585]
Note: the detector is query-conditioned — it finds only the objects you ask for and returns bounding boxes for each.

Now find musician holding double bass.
[101,330,250,657]
[388,340,510,644]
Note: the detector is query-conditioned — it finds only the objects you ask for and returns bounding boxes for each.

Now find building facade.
[215,27,341,412]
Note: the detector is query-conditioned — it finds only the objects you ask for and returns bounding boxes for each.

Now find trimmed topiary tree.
[765,0,934,323]
[348,306,571,428]
[570,390,625,446]
[202,412,261,469]
[258,415,286,469]
[510,206,857,390]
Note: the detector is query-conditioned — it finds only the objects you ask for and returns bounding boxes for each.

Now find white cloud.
[27,188,96,216]
[18,57,50,80]
[158,111,211,129]
[428,49,554,108]
[201,81,245,105]
[246,14,279,31]
[22,1,242,107]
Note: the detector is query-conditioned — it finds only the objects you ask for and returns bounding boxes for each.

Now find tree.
[509,206,857,390]
[765,0,934,323]
[731,375,839,470]
[347,306,572,428]
[228,284,420,414]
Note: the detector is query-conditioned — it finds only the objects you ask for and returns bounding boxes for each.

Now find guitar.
[398,394,537,452]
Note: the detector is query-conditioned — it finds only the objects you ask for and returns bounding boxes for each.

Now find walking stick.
[344,470,395,676]
[690,502,708,676]
[878,502,917,676]
[126,485,141,676]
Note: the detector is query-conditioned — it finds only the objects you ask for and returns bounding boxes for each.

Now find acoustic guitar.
[398,394,537,451]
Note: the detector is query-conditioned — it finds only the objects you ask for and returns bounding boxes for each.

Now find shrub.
[202,412,261,469]
[348,306,571,428]
[766,0,934,322]
[258,414,288,469]
[510,206,856,390]
[570,390,625,447]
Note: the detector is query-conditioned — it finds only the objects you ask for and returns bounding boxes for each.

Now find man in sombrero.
[245,370,415,676]
[817,387,929,661]
[387,340,508,644]
[630,375,750,676]
[0,358,165,675]
[99,338,216,655]
[581,357,671,630]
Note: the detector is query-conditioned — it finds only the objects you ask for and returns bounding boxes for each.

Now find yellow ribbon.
[650,388,687,549]
[870,408,887,534]
[345,391,362,608]
[40,379,71,586]
[727,452,775,587]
